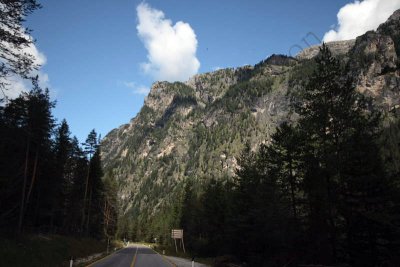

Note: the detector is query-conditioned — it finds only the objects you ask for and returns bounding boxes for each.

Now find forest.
[2,1,400,267]
[0,0,118,240]
[177,45,400,266]
[0,79,118,239]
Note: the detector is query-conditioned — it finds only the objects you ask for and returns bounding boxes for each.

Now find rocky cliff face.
[349,10,400,108]
[101,10,400,227]
[296,39,356,60]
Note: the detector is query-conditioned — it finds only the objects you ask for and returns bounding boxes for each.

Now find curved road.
[89,245,173,267]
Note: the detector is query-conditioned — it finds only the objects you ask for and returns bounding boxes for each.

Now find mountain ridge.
[100,10,400,238]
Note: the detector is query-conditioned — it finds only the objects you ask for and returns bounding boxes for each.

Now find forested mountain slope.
[101,9,400,240]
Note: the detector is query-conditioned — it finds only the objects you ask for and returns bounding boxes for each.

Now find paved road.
[89,245,173,267]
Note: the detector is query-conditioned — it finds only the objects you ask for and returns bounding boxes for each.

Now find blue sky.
[21,0,399,142]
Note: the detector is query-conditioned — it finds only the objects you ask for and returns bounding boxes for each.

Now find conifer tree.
[295,44,388,265]
[266,122,302,221]
[52,119,72,230]
[81,129,99,233]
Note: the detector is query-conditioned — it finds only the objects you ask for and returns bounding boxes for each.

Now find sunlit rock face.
[101,10,400,223]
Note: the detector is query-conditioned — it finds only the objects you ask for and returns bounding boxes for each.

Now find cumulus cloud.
[136,2,200,82]
[324,0,400,42]
[122,81,150,95]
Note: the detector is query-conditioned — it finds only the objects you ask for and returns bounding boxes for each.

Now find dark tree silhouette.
[0,0,41,100]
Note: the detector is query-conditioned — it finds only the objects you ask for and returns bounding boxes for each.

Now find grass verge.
[0,234,111,267]
[152,243,214,266]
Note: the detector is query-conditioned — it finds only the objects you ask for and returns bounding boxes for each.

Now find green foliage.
[380,118,400,176]
[0,0,41,98]
[175,45,400,266]
[287,58,317,90]
[291,44,394,266]
[0,235,107,267]
[155,94,197,128]
[102,20,400,266]
[215,78,274,113]
[0,82,56,233]
[0,86,117,241]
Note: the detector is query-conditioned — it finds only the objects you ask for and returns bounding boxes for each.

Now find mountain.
[101,10,400,239]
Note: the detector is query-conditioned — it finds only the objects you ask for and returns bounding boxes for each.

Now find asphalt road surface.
[89,245,173,267]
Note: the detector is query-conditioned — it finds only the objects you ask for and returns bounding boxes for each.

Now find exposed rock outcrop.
[101,10,400,226]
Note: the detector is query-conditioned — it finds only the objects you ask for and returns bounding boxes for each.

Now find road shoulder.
[165,256,210,267]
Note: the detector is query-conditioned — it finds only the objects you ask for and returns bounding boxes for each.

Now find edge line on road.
[149,246,177,267]
[130,245,138,267]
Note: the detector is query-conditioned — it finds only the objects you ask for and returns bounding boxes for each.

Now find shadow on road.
[116,248,136,254]
[137,247,157,254]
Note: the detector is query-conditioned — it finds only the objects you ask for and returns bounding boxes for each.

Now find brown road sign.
[171,229,183,239]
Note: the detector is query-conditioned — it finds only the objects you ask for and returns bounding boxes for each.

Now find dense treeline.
[0,85,118,239]
[0,0,118,239]
[179,45,400,266]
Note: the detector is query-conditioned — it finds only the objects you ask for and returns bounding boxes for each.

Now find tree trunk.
[86,186,93,236]
[288,157,298,220]
[81,158,91,232]
[18,138,30,234]
[26,148,39,204]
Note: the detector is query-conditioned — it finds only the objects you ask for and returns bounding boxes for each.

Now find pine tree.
[294,44,389,265]
[230,144,264,261]
[200,179,227,256]
[86,145,104,237]
[51,119,72,230]
[63,137,88,234]
[180,179,199,250]
[102,172,118,240]
[81,129,99,233]
[266,122,302,221]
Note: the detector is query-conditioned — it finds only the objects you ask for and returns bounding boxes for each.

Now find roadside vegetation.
[176,45,400,266]
[2,1,400,267]
[0,235,108,267]
[120,45,400,267]
[0,2,119,265]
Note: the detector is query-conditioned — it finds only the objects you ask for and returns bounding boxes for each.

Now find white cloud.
[122,81,150,95]
[324,0,400,42]
[24,38,47,66]
[123,81,136,89]
[0,77,26,99]
[134,85,150,95]
[136,2,200,82]
[0,29,50,101]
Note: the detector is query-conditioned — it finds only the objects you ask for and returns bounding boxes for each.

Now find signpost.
[171,229,185,253]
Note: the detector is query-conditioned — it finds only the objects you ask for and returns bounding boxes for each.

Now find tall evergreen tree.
[294,44,390,265]
[266,122,302,221]
[51,119,72,230]
[86,145,104,237]
[22,78,55,232]
[102,172,118,240]
[0,78,55,233]
[81,129,99,233]
[180,179,200,250]
[63,137,88,234]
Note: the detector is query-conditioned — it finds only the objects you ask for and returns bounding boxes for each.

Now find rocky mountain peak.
[296,39,356,60]
[101,10,400,229]
[262,54,296,66]
[387,9,400,22]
